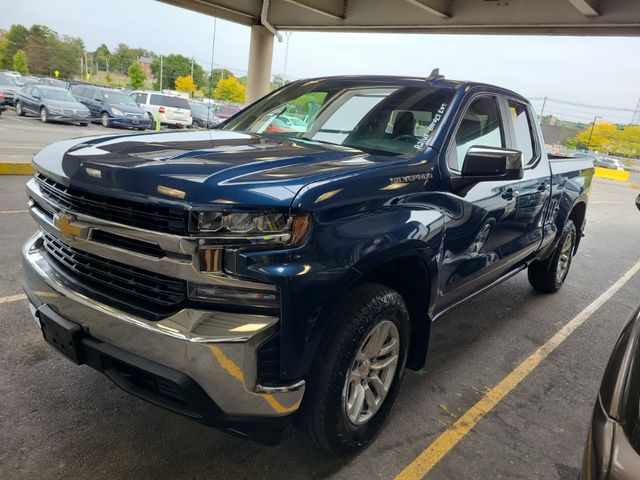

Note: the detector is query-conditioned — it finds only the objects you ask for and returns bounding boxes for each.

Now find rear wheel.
[296,283,409,454]
[528,220,576,293]
[16,101,25,116]
[40,107,48,123]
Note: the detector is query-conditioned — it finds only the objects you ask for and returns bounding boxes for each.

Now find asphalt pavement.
[1,117,640,479]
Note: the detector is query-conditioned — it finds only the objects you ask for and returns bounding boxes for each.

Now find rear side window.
[508,100,536,165]
[150,94,190,109]
[449,96,504,171]
[72,86,86,98]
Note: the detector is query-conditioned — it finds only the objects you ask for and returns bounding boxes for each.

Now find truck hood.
[33,129,398,208]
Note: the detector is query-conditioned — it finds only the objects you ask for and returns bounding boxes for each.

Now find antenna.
[427,68,444,81]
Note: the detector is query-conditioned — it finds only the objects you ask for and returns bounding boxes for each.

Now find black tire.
[80,122,89,127]
[40,107,48,123]
[16,101,25,116]
[101,112,110,128]
[296,283,410,454]
[528,220,576,293]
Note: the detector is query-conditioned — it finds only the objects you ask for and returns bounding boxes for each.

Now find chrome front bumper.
[22,233,304,418]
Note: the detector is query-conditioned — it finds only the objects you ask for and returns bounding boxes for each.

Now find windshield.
[0,75,18,86]
[104,92,138,106]
[223,80,454,156]
[41,89,77,102]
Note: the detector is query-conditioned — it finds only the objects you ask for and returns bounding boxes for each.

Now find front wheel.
[40,107,48,123]
[528,220,576,293]
[101,112,110,128]
[296,283,409,454]
[16,101,25,116]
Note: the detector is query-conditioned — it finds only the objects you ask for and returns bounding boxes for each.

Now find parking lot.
[1,113,640,479]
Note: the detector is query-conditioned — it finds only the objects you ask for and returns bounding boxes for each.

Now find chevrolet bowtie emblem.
[53,213,83,239]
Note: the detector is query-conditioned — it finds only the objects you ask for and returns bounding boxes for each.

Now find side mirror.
[33,94,40,100]
[451,146,523,192]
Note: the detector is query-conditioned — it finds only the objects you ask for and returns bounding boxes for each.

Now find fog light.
[189,284,280,309]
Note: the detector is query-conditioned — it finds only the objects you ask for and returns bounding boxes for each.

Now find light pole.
[282,31,292,86]
[586,115,601,150]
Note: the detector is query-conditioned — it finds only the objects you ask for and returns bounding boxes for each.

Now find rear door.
[437,93,549,310]
[23,87,38,113]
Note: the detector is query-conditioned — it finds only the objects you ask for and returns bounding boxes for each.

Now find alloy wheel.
[343,319,400,425]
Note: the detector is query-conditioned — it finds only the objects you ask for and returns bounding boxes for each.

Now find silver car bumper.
[22,233,304,419]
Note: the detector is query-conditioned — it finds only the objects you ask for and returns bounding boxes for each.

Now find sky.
[4,0,640,123]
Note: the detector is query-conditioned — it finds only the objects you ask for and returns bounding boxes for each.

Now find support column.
[246,25,274,104]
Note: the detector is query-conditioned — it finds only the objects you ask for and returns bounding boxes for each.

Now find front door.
[436,94,549,311]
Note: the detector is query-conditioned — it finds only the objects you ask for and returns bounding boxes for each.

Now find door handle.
[502,188,518,200]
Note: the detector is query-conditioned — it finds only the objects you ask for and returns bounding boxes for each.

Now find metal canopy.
[161,0,640,35]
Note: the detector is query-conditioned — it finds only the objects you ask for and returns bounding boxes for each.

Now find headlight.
[195,211,311,245]
[111,107,124,116]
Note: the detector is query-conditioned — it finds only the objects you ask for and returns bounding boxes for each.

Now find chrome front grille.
[35,173,188,234]
[42,232,187,319]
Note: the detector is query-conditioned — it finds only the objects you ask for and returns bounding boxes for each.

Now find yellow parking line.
[0,293,27,305]
[395,258,640,480]
[0,209,28,214]
[0,163,33,175]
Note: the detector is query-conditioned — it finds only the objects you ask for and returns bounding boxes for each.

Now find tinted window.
[150,94,190,109]
[508,100,535,165]
[449,96,504,171]
[71,85,85,97]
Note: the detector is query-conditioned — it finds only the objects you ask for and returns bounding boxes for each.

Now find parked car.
[38,77,69,89]
[23,75,594,453]
[0,73,20,106]
[189,101,218,128]
[265,115,307,133]
[0,90,5,115]
[130,90,192,128]
[71,85,151,130]
[212,103,241,121]
[581,231,640,480]
[595,157,625,170]
[21,76,42,86]
[15,85,90,125]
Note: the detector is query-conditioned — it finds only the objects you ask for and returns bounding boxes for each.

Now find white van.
[130,91,192,128]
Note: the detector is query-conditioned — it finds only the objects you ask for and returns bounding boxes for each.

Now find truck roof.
[293,74,531,105]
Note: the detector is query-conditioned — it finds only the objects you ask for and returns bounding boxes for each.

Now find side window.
[92,89,103,102]
[448,96,504,171]
[132,93,145,104]
[508,100,536,165]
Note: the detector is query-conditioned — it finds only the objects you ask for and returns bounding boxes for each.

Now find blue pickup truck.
[22,74,594,453]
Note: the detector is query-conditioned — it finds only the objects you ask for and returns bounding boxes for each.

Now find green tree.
[128,62,147,89]
[213,76,246,103]
[12,49,28,74]
[24,25,53,75]
[152,54,205,90]
[111,43,136,74]
[209,68,232,87]
[0,24,28,69]
[94,44,110,71]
